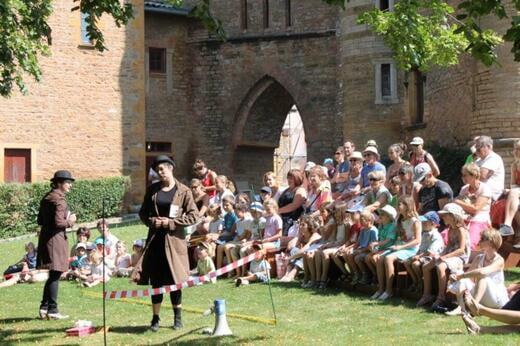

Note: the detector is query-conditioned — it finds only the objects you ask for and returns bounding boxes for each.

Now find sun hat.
[86,242,96,251]
[377,205,397,221]
[410,137,424,145]
[152,155,176,171]
[438,203,467,219]
[250,201,265,213]
[348,151,363,161]
[362,146,379,158]
[304,161,316,172]
[419,211,441,225]
[366,139,378,148]
[413,163,432,183]
[50,170,75,182]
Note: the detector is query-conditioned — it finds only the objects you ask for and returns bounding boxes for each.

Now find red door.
[4,149,31,183]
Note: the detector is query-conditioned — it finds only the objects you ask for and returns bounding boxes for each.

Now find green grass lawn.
[1,225,519,345]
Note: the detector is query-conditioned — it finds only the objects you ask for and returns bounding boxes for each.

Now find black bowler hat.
[50,170,75,182]
[152,155,176,171]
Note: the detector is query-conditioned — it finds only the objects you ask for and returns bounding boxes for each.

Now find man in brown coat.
[137,155,199,331]
[37,170,77,320]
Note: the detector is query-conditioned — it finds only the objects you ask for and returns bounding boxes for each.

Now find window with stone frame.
[285,0,292,27]
[376,0,394,11]
[374,61,398,104]
[263,0,269,29]
[241,0,248,30]
[80,11,93,46]
[407,68,425,125]
[149,48,166,74]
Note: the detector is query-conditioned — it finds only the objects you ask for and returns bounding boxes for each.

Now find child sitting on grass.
[235,243,271,286]
[348,211,378,285]
[81,251,112,288]
[3,242,38,277]
[0,269,49,288]
[131,239,145,267]
[403,211,444,294]
[114,241,133,277]
[70,227,90,256]
[190,243,217,283]
[365,205,397,287]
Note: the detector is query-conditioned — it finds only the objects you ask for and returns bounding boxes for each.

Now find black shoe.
[173,318,183,330]
[150,316,160,332]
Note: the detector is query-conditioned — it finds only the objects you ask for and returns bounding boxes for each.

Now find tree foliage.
[2,0,520,97]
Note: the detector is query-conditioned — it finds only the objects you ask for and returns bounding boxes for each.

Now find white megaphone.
[212,299,233,337]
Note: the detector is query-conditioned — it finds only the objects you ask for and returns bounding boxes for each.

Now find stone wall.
[0,0,146,203]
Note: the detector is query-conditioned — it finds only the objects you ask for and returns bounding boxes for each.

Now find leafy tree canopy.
[1,0,520,97]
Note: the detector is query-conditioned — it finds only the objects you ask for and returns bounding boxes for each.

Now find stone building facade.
[2,0,519,202]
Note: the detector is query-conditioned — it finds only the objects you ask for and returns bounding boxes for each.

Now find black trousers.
[151,286,182,306]
[40,270,62,313]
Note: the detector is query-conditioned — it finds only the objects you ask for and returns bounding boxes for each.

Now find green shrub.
[0,176,130,239]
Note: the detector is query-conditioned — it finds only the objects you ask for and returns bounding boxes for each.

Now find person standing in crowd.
[474,136,505,202]
[193,159,218,199]
[409,137,440,177]
[415,163,453,213]
[338,151,363,201]
[278,169,307,234]
[37,170,77,320]
[331,147,349,197]
[360,146,386,188]
[387,143,409,182]
[263,171,284,202]
[137,155,198,332]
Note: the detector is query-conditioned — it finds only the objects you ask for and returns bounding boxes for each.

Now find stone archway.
[231,75,303,188]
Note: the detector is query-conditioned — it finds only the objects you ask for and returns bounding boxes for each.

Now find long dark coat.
[36,189,73,272]
[136,179,198,285]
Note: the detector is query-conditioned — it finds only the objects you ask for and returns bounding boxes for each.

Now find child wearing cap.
[131,239,145,267]
[366,205,397,292]
[70,227,91,257]
[418,203,471,308]
[347,211,378,285]
[238,202,266,265]
[235,244,271,287]
[70,243,88,270]
[215,196,238,269]
[402,211,444,295]
[190,243,216,284]
[376,196,422,300]
[95,220,119,264]
[260,186,272,203]
[323,158,336,179]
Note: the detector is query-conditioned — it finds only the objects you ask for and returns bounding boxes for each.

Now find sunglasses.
[334,152,342,155]
[398,171,406,176]
[349,159,359,163]
[363,153,373,157]
[369,178,380,182]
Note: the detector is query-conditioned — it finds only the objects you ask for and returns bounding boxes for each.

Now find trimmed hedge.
[427,143,468,195]
[0,176,130,239]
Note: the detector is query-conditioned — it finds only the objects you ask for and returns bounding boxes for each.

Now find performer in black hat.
[135,155,199,331]
[37,170,77,320]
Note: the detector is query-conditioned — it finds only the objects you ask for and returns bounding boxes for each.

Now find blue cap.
[419,211,440,225]
[323,158,334,165]
[94,237,105,246]
[250,201,265,213]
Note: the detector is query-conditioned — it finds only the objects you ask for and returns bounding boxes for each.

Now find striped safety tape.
[104,251,259,300]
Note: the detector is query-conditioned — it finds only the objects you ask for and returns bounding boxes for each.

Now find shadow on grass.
[0,317,35,323]
[154,333,269,345]
[110,325,151,334]
[504,269,520,283]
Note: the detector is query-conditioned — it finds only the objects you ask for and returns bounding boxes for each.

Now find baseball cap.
[410,137,424,145]
[323,158,334,165]
[304,161,316,172]
[86,242,96,251]
[250,201,265,213]
[260,186,272,194]
[413,163,432,183]
[133,239,145,248]
[419,211,440,225]
[75,242,87,250]
[94,238,105,246]
[377,205,397,221]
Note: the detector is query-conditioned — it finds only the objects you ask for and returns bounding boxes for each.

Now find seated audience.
[114,241,133,277]
[415,163,453,213]
[191,243,217,283]
[474,135,505,201]
[70,227,90,257]
[386,143,409,182]
[193,159,218,199]
[363,170,392,212]
[499,139,520,238]
[235,244,271,286]
[346,211,378,285]
[409,137,440,177]
[360,146,386,188]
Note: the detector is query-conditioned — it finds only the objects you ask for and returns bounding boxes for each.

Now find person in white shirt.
[474,136,505,201]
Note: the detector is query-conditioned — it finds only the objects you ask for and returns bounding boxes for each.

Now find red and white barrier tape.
[104,252,259,300]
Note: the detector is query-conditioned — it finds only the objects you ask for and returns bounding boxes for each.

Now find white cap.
[75,242,87,250]
[377,205,397,221]
[133,239,145,248]
[410,137,424,145]
[438,203,467,219]
[413,163,432,182]
[304,161,316,172]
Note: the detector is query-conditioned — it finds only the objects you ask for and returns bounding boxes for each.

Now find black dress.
[148,187,177,287]
[278,188,304,236]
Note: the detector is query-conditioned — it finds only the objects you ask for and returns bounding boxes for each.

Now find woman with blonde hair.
[263,171,283,202]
